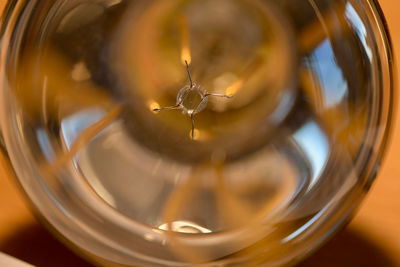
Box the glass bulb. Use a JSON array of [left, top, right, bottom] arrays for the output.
[[0, 0, 394, 266]]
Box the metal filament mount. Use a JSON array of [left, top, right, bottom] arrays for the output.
[[154, 61, 233, 140]]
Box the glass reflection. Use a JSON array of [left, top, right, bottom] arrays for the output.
[[293, 121, 329, 190], [345, 3, 373, 60], [311, 39, 348, 108]]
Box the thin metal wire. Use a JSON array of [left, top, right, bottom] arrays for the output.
[[153, 104, 181, 112], [205, 93, 233, 98], [185, 60, 193, 88], [191, 113, 195, 140]]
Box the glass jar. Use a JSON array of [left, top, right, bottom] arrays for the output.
[[0, 0, 394, 266]]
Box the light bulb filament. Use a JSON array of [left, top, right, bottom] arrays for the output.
[[154, 63, 233, 140]]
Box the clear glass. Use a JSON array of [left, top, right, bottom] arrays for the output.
[[0, 0, 394, 266]]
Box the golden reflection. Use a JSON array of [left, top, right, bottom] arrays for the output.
[[71, 61, 91, 82], [160, 160, 292, 264], [16, 50, 114, 120], [225, 79, 244, 96], [148, 100, 161, 113], [189, 128, 200, 141], [16, 48, 121, 174], [224, 56, 264, 96], [179, 15, 191, 65], [299, 2, 347, 53]]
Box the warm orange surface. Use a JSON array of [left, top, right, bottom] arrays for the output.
[[0, 1, 399, 266]]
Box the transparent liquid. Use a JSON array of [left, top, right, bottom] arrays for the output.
[[1, 0, 391, 265]]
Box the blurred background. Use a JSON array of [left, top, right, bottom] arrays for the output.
[[0, 0, 399, 266]]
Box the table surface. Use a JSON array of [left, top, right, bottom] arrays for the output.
[[0, 1, 399, 266]]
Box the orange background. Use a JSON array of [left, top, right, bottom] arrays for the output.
[[0, 1, 399, 266]]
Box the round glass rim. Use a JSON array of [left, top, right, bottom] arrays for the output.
[[0, 0, 396, 265]]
